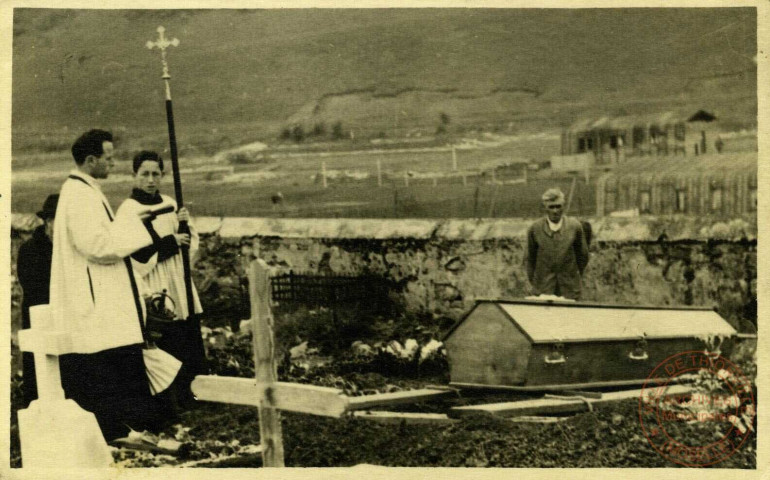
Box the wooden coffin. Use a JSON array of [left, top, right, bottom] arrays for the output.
[[443, 299, 737, 391]]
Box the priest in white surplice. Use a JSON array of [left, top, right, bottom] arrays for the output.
[[50, 129, 172, 441]]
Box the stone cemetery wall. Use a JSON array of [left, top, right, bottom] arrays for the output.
[[11, 214, 757, 334]]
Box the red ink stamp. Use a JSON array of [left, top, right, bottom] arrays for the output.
[[638, 351, 755, 467]]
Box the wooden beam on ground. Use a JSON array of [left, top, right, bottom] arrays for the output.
[[508, 416, 570, 424], [347, 389, 454, 411], [352, 411, 458, 425], [546, 390, 603, 400], [192, 375, 460, 417], [191, 376, 349, 417], [449, 384, 695, 419], [450, 378, 667, 392]]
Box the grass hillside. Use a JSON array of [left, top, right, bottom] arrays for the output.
[[12, 8, 757, 147]]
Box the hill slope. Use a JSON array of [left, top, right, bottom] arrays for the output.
[[12, 8, 757, 138]]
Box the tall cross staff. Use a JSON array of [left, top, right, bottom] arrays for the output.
[[146, 27, 196, 323]]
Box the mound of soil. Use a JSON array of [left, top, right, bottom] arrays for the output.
[[164, 395, 755, 468]]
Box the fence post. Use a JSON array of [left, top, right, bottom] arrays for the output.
[[289, 270, 295, 304], [488, 183, 500, 217], [321, 161, 328, 189], [393, 186, 399, 216], [248, 260, 285, 467]]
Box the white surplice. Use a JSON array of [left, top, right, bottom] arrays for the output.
[[117, 194, 203, 320], [49, 170, 153, 353]]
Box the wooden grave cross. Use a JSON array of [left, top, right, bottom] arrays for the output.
[[191, 259, 347, 467], [191, 259, 453, 467]]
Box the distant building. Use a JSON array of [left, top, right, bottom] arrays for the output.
[[595, 153, 756, 217], [561, 110, 719, 164]]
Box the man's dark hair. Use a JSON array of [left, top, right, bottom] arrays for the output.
[[132, 150, 164, 173], [71, 129, 113, 166]]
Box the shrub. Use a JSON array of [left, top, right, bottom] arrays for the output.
[[292, 125, 305, 142], [331, 121, 345, 140], [312, 122, 326, 137], [225, 152, 253, 164]]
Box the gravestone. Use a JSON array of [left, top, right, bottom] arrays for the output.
[[17, 305, 113, 468]]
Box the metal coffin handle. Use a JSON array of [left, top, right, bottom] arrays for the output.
[[544, 343, 566, 365], [628, 337, 649, 361]]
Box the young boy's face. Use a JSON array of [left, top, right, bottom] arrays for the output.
[[135, 160, 163, 195]]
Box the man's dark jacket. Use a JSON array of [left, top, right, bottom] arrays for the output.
[[526, 216, 589, 300], [16, 225, 53, 406]]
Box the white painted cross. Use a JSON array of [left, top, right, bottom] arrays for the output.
[[17, 305, 113, 468]]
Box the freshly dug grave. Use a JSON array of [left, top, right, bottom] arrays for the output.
[[10, 348, 757, 469], [10, 307, 757, 469], [115, 339, 757, 469], [134, 390, 755, 468], [128, 329, 759, 468]]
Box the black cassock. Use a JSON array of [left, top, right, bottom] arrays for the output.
[[16, 225, 51, 407]]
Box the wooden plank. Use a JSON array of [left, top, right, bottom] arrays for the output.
[[547, 390, 603, 400], [509, 416, 570, 424], [249, 259, 285, 467], [451, 378, 655, 392], [191, 376, 349, 417], [451, 372, 699, 392], [347, 389, 454, 410], [449, 384, 695, 418], [352, 411, 458, 425]]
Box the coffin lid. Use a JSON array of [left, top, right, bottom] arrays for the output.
[[457, 299, 737, 343]]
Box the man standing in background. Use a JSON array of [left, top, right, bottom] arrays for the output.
[[16, 194, 59, 407], [526, 188, 590, 300]]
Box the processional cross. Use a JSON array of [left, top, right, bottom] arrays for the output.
[[146, 26, 179, 93], [144, 26, 201, 331], [143, 27, 449, 468]]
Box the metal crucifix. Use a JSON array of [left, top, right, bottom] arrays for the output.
[[146, 27, 202, 353], [146, 26, 179, 93]]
